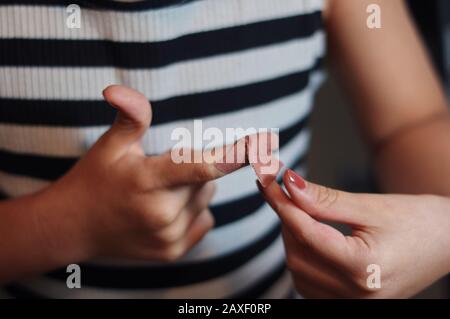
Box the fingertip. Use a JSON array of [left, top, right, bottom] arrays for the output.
[[282, 169, 308, 200], [102, 85, 152, 128], [103, 85, 150, 108], [102, 84, 121, 98]]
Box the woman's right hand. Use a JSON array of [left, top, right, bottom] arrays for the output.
[[40, 85, 242, 263]]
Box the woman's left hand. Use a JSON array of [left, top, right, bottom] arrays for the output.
[[258, 169, 450, 298]]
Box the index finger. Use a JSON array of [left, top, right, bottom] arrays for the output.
[[149, 132, 279, 188], [258, 180, 352, 265]]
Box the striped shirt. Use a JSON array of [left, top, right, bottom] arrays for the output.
[[0, 0, 326, 298]]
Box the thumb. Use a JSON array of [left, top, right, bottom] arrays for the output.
[[259, 180, 351, 264], [101, 85, 152, 153], [282, 169, 371, 226]]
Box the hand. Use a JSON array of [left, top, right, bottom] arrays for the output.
[[258, 169, 450, 298], [42, 85, 246, 262]]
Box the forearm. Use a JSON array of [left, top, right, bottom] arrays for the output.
[[374, 112, 450, 196], [325, 0, 450, 197], [0, 183, 92, 284]]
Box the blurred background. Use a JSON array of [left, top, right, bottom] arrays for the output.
[[307, 0, 450, 298]]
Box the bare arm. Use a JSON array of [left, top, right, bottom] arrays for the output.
[[325, 0, 450, 195], [0, 186, 92, 283]]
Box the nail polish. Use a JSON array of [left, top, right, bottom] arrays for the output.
[[286, 169, 306, 190]]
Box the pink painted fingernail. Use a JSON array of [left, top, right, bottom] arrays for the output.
[[286, 169, 306, 190]]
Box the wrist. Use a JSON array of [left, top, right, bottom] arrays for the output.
[[32, 181, 97, 267]]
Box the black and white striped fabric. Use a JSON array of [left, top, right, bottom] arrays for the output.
[[0, 0, 326, 298]]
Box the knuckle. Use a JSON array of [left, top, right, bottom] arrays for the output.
[[315, 185, 339, 210], [203, 211, 215, 229], [151, 208, 178, 229], [161, 245, 185, 262], [197, 209, 215, 230], [125, 159, 151, 192], [157, 226, 184, 245], [130, 171, 149, 192], [195, 165, 214, 182]]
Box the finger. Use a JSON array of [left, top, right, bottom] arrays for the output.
[[165, 209, 215, 261], [148, 150, 241, 188], [259, 180, 351, 264], [283, 169, 371, 226], [153, 183, 216, 244], [245, 132, 282, 187], [148, 132, 279, 188], [181, 209, 215, 249], [141, 184, 200, 231], [147, 209, 214, 262], [183, 181, 216, 214], [283, 228, 360, 296], [99, 85, 152, 156], [162, 184, 201, 216]]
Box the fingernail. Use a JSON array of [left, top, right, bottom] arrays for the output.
[[286, 169, 306, 190]]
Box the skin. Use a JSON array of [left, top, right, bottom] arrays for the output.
[[0, 85, 249, 284], [0, 0, 449, 298], [260, 172, 450, 298], [258, 0, 450, 298]]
